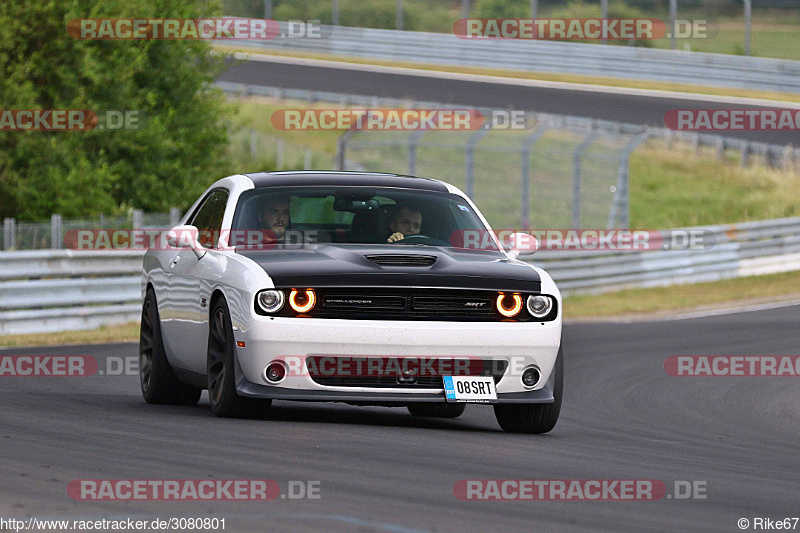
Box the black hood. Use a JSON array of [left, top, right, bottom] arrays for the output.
[[236, 245, 541, 292]]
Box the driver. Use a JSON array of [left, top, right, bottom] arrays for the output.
[[387, 204, 422, 243], [259, 197, 291, 241]]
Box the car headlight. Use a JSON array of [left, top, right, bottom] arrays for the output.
[[289, 289, 316, 313], [257, 290, 285, 314], [496, 293, 523, 318], [527, 295, 553, 318]]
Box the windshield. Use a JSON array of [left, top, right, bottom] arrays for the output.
[[230, 186, 496, 250]]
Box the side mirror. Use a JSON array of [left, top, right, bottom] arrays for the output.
[[166, 225, 207, 260], [506, 232, 538, 259]]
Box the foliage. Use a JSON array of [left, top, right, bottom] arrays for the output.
[[0, 0, 233, 220]]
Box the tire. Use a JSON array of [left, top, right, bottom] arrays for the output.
[[407, 403, 466, 418], [207, 297, 271, 418], [139, 288, 202, 406], [493, 346, 563, 434]]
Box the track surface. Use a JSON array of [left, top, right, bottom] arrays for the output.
[[1, 306, 798, 532], [219, 57, 800, 145]]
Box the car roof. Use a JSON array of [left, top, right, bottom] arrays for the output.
[[244, 171, 450, 192]]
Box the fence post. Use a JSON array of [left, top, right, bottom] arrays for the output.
[[304, 146, 312, 170], [743, 0, 751, 56], [3, 217, 15, 251], [396, 0, 403, 31], [601, 0, 608, 45], [332, 0, 339, 26], [169, 208, 181, 227], [741, 142, 749, 167], [465, 128, 490, 199], [572, 129, 599, 229], [132, 210, 144, 230], [669, 0, 677, 50], [609, 132, 649, 229], [51, 214, 63, 250], [250, 129, 258, 160], [336, 129, 356, 171], [520, 125, 551, 228], [276, 137, 284, 169], [407, 130, 427, 175]]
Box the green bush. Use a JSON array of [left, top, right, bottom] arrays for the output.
[[0, 0, 233, 220]]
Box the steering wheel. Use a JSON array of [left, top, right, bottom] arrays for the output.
[[392, 234, 450, 246]]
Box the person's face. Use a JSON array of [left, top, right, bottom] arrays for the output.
[[262, 200, 290, 239], [390, 207, 422, 236]]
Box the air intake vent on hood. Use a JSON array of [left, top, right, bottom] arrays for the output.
[[365, 254, 438, 267]]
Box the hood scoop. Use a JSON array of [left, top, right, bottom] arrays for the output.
[[365, 254, 438, 267]]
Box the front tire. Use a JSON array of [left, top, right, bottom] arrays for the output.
[[207, 298, 271, 418], [407, 403, 466, 418], [493, 346, 563, 434], [139, 288, 201, 406]]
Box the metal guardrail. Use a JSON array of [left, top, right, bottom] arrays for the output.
[[2, 217, 800, 334], [231, 23, 800, 94], [0, 250, 144, 335]]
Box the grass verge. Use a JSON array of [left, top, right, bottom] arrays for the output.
[[563, 269, 800, 320], [2, 270, 800, 346]]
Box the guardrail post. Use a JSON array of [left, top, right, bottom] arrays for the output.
[[465, 128, 490, 200], [169, 208, 181, 227], [520, 125, 551, 227], [572, 129, 599, 229], [4, 217, 16, 251], [132, 210, 144, 230], [51, 214, 63, 250]]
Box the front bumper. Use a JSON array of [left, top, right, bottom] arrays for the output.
[[233, 316, 561, 403]]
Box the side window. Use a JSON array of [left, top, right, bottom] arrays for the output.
[[189, 190, 229, 249]]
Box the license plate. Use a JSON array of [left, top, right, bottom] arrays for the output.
[[443, 376, 497, 403]]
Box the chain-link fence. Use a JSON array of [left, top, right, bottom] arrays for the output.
[[336, 118, 648, 230]]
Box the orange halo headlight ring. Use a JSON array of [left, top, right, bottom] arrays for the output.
[[289, 289, 316, 313], [496, 292, 523, 318]]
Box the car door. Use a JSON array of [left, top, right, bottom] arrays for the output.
[[161, 189, 229, 373]]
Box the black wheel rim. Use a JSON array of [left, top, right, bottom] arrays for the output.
[[139, 299, 155, 392], [208, 308, 228, 407]]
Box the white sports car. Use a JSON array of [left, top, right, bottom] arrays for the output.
[[139, 171, 563, 433]]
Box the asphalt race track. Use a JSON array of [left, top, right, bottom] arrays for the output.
[[1, 305, 798, 532], [218, 57, 800, 145]]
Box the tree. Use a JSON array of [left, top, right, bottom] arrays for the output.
[[0, 0, 232, 220]]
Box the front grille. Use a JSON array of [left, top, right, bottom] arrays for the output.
[[365, 254, 438, 267], [307, 357, 508, 388], [309, 288, 503, 321]]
